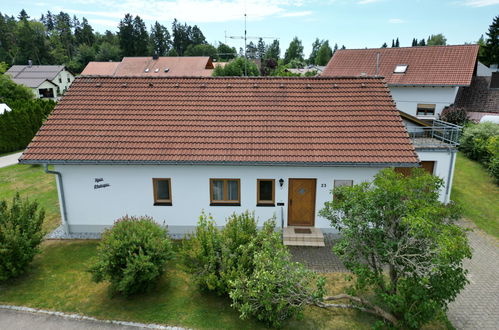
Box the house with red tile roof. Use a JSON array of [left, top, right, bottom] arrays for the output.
[[19, 76, 458, 243], [81, 56, 215, 77], [322, 45, 479, 119]]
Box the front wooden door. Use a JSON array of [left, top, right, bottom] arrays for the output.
[[288, 179, 316, 226]]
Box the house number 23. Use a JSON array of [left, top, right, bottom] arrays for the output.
[[321, 184, 327, 188]]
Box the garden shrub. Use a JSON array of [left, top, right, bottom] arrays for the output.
[[89, 216, 173, 296], [439, 106, 468, 126], [460, 122, 499, 181], [229, 221, 323, 328], [0, 193, 45, 281]]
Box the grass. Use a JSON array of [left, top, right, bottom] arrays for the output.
[[0, 164, 60, 232], [0, 240, 378, 330], [452, 153, 499, 239]]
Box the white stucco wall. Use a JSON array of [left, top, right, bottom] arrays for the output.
[[389, 86, 459, 119], [33, 80, 58, 100], [54, 164, 385, 234], [51, 69, 75, 97], [416, 149, 457, 204]]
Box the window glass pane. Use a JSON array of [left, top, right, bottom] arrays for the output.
[[157, 180, 170, 200], [212, 180, 224, 200], [259, 180, 273, 201], [227, 180, 239, 200], [334, 180, 353, 188]]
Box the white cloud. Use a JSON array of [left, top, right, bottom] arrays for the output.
[[87, 18, 120, 28], [60, 0, 311, 24], [388, 18, 404, 24], [462, 0, 499, 6], [280, 10, 313, 17]]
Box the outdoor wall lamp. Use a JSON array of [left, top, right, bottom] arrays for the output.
[[279, 178, 284, 187]]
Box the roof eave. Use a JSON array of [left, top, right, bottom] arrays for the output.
[[19, 159, 419, 168]]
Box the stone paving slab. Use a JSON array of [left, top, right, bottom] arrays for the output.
[[447, 220, 499, 330]]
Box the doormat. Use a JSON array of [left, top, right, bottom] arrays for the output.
[[294, 228, 312, 234]]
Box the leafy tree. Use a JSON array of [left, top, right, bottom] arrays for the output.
[[308, 38, 322, 64], [246, 41, 257, 59], [0, 194, 45, 282], [217, 42, 237, 61], [184, 43, 217, 57], [318, 168, 471, 328], [481, 15, 499, 66], [89, 216, 173, 296], [150, 21, 171, 56], [190, 25, 206, 45], [283, 36, 304, 64], [0, 73, 33, 100], [68, 44, 95, 72], [381, 42, 388, 48], [95, 42, 121, 62], [418, 38, 426, 46], [315, 40, 333, 65], [212, 57, 259, 76], [265, 39, 280, 60], [427, 33, 447, 46]]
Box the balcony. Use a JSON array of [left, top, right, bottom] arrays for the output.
[[407, 120, 461, 149]]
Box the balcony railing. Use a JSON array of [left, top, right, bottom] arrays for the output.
[[407, 120, 461, 148]]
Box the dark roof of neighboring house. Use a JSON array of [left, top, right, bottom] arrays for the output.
[[454, 76, 499, 113], [20, 76, 418, 166], [322, 45, 479, 86], [81, 57, 214, 77], [6, 65, 68, 87]]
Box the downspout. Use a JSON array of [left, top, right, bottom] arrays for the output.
[[445, 150, 456, 203], [44, 164, 69, 234], [280, 206, 284, 241]]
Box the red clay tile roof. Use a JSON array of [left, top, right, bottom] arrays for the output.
[[81, 57, 214, 77], [322, 45, 479, 86], [20, 76, 418, 166]]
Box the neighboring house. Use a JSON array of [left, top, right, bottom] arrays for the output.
[[322, 45, 479, 119], [454, 61, 499, 116], [0, 103, 12, 115], [285, 65, 325, 76], [6, 62, 75, 100], [21, 76, 425, 240], [81, 56, 215, 76]]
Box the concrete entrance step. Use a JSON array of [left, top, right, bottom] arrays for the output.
[[283, 226, 325, 247]]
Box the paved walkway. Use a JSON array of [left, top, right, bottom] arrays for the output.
[[0, 152, 23, 168], [289, 234, 347, 273], [0, 306, 184, 330], [447, 220, 499, 330]]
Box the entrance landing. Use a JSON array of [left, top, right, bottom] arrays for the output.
[[283, 226, 325, 247]]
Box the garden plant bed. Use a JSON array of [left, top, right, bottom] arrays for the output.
[[0, 240, 452, 329]]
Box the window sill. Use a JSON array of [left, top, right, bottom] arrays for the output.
[[256, 203, 275, 207], [210, 203, 241, 206], [154, 202, 172, 206]]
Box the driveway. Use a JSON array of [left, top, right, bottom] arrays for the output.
[[0, 152, 23, 168], [447, 220, 499, 329]]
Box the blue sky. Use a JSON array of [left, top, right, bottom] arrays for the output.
[[3, 0, 498, 56]]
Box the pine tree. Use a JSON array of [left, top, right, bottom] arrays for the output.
[[418, 38, 426, 46], [395, 38, 400, 47], [283, 36, 304, 64], [481, 15, 499, 66], [118, 14, 135, 56], [132, 15, 148, 56], [190, 25, 205, 45], [391, 39, 395, 47], [315, 40, 333, 65], [18, 9, 29, 21], [308, 38, 322, 64], [150, 21, 170, 56], [381, 42, 388, 48], [256, 38, 266, 59], [412, 38, 417, 46]]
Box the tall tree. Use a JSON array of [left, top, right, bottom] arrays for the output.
[[308, 38, 322, 64], [75, 17, 94, 46], [132, 15, 148, 56], [190, 25, 206, 45], [391, 39, 395, 47], [18, 9, 29, 21], [54, 11, 75, 59], [118, 14, 135, 56], [381, 42, 388, 48], [315, 40, 332, 65], [265, 39, 280, 60], [411, 38, 417, 46], [217, 42, 237, 61], [481, 15, 499, 66], [150, 21, 171, 56], [427, 34, 447, 46], [283, 36, 304, 64], [246, 41, 257, 59], [256, 38, 266, 59], [395, 38, 400, 47], [418, 38, 426, 46], [172, 19, 191, 55]]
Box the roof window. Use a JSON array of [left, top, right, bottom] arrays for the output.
[[144, 68, 150, 73], [394, 65, 408, 73]]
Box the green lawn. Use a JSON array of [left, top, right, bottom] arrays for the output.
[[0, 164, 60, 232], [452, 153, 499, 239], [0, 240, 380, 330]]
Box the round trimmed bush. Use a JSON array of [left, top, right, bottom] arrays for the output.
[[89, 216, 173, 296]]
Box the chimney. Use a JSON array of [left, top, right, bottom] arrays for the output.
[[28, 59, 32, 68], [152, 53, 159, 60]]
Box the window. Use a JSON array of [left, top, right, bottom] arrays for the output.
[[257, 179, 275, 206], [394, 64, 408, 73], [58, 77, 62, 83], [416, 104, 436, 116], [152, 178, 172, 205], [67, 77, 71, 83], [38, 88, 54, 98], [334, 180, 353, 188], [210, 179, 240, 205]]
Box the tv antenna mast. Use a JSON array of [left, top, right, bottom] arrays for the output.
[[224, 14, 278, 76]]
